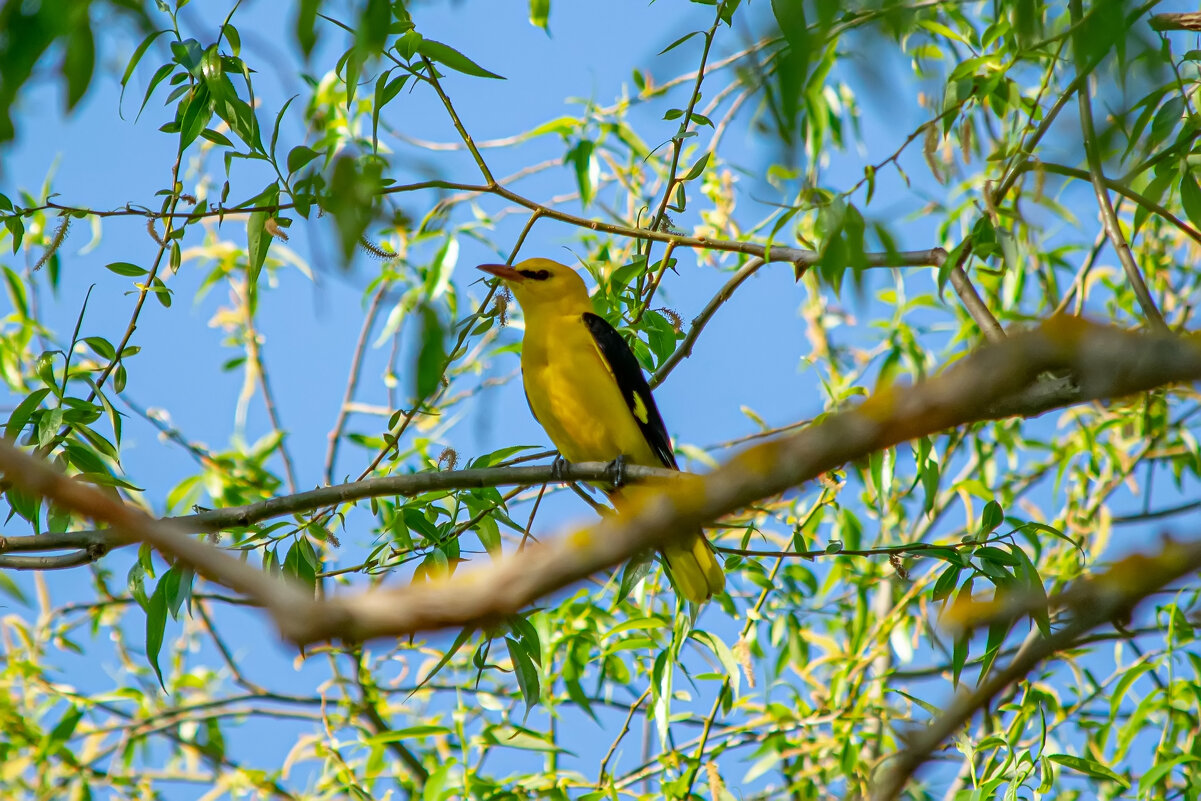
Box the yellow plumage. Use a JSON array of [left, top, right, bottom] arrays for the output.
[[478, 258, 725, 604]]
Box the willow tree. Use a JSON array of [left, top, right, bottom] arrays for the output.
[[1, 1, 1199, 799]]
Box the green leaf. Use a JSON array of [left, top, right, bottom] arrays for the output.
[[651, 649, 673, 748], [3, 266, 27, 319], [63, 19, 96, 110], [169, 38, 204, 76], [371, 71, 408, 151], [474, 515, 500, 557], [167, 565, 194, 619], [566, 139, 597, 207], [199, 128, 234, 148], [979, 499, 1004, 536], [507, 614, 542, 666], [975, 545, 1018, 565], [287, 145, 320, 175], [409, 627, 474, 698], [296, 0, 320, 58], [246, 183, 280, 289], [1008, 545, 1047, 638], [325, 156, 381, 263], [178, 84, 213, 150], [120, 30, 170, 106], [415, 304, 447, 400], [35, 351, 59, 393], [284, 538, 318, 593], [505, 636, 540, 720], [137, 62, 176, 122], [223, 23, 241, 56], [106, 261, 147, 277], [931, 562, 961, 602], [1048, 754, 1129, 788], [1139, 755, 1199, 794], [529, 0, 550, 31], [354, 0, 391, 61], [682, 151, 711, 181], [43, 704, 84, 756], [890, 689, 942, 717], [691, 630, 740, 695], [364, 725, 453, 745], [6, 215, 25, 253], [659, 30, 701, 56], [1181, 174, 1201, 231], [424, 237, 458, 300], [468, 445, 541, 468], [1020, 521, 1081, 552], [950, 578, 974, 688], [978, 609, 1012, 683], [0, 570, 30, 606], [269, 95, 295, 159], [146, 576, 169, 690], [417, 39, 505, 80], [938, 239, 967, 297], [617, 549, 655, 602], [397, 30, 422, 60]]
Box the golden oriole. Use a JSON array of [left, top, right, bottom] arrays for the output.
[[478, 258, 725, 603]]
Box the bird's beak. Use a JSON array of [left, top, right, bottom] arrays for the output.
[[477, 263, 524, 282]]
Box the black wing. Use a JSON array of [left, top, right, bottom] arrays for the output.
[[582, 312, 678, 470]]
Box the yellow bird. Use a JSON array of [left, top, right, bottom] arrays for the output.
[[478, 258, 725, 604]]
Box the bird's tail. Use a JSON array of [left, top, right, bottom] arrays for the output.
[[610, 486, 725, 604], [661, 532, 726, 604]]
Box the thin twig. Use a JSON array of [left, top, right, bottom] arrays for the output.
[[1071, 0, 1168, 332], [651, 257, 766, 388], [944, 244, 1005, 343], [598, 686, 651, 782], [418, 56, 495, 186], [355, 650, 429, 789], [1021, 161, 1201, 248], [645, 1, 726, 243], [325, 285, 390, 484], [242, 281, 299, 494]]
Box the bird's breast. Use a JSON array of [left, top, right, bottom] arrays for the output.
[[521, 315, 658, 466]]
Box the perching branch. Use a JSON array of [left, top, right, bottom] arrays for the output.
[[0, 435, 316, 620], [0, 461, 680, 569]]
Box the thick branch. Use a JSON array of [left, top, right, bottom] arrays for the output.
[[276, 320, 1201, 645], [0, 437, 316, 621], [4, 323, 1198, 666]]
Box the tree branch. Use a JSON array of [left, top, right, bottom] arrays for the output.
[[0, 462, 681, 565], [273, 319, 1201, 645], [1071, 0, 1169, 332]]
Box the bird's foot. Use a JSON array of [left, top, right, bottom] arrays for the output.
[[550, 455, 570, 482], [607, 454, 629, 488]]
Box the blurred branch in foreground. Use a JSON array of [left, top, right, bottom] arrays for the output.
[[4, 318, 1194, 637]]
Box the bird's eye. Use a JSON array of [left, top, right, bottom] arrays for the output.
[[519, 269, 551, 280]]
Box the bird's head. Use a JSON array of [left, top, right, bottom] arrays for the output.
[[477, 258, 591, 313]]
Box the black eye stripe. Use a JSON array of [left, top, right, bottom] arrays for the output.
[[518, 269, 551, 280]]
